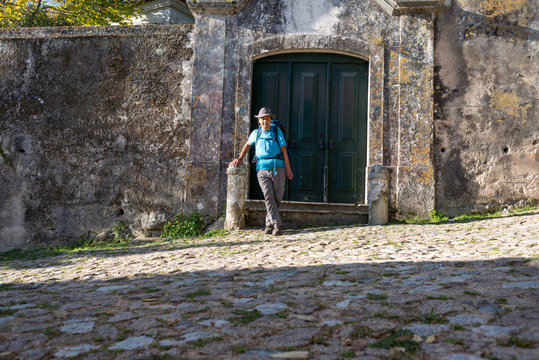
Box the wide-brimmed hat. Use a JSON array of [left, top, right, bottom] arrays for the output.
[[254, 107, 276, 119]]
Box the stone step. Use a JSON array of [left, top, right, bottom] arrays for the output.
[[244, 200, 369, 227]]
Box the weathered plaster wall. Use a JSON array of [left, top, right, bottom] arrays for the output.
[[228, 0, 436, 216], [434, 0, 539, 215], [0, 25, 193, 249]]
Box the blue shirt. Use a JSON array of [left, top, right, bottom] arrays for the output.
[[248, 126, 287, 171]]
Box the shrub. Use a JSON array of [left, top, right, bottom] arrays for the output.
[[161, 213, 205, 240]]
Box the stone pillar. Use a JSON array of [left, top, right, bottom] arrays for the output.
[[184, 0, 249, 217], [224, 163, 248, 230], [368, 165, 390, 225]]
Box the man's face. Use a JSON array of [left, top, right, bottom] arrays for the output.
[[259, 115, 272, 130]]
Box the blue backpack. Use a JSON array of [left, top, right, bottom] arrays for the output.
[[252, 120, 287, 164]]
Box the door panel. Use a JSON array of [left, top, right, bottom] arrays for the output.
[[249, 55, 368, 204], [249, 63, 289, 200], [288, 63, 326, 202], [328, 63, 369, 204]]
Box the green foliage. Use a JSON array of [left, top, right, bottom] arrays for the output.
[[426, 295, 453, 301], [429, 210, 449, 222], [0, 222, 132, 261], [394, 205, 537, 225], [184, 288, 210, 299], [0, 147, 12, 166], [498, 336, 533, 348], [162, 213, 205, 240], [367, 293, 387, 301], [368, 329, 420, 352], [341, 351, 355, 358], [200, 229, 228, 238], [1, 0, 141, 28], [0, 308, 16, 316], [229, 309, 263, 324], [422, 308, 448, 324], [232, 345, 247, 353], [43, 327, 62, 336]]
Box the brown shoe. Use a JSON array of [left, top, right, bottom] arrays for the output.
[[264, 226, 273, 234], [272, 227, 282, 236]]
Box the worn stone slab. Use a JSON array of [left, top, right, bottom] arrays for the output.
[[447, 314, 490, 326], [404, 324, 451, 337], [55, 344, 100, 358], [471, 326, 518, 338], [255, 303, 288, 315], [60, 321, 95, 334], [264, 328, 320, 348], [109, 336, 154, 350]]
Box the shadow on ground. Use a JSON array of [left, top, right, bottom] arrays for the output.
[[1, 255, 538, 359]]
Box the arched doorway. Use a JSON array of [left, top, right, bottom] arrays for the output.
[[249, 53, 369, 204]]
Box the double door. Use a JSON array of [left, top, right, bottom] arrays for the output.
[[249, 53, 368, 204]]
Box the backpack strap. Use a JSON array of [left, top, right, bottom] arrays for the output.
[[252, 127, 262, 163]]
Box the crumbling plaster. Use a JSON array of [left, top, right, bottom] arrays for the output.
[[434, 0, 538, 215], [185, 0, 439, 218], [0, 26, 194, 249]]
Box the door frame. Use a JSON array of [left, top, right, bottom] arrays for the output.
[[234, 35, 385, 205], [249, 54, 369, 203]]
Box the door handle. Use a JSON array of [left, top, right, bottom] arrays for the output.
[[290, 133, 296, 150], [319, 133, 325, 150], [329, 134, 334, 150]]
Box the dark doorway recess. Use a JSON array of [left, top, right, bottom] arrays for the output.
[[249, 53, 368, 204]]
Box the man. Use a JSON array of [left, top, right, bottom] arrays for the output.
[[231, 107, 294, 235]]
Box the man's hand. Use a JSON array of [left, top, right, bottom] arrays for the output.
[[231, 158, 243, 167], [286, 168, 294, 180]]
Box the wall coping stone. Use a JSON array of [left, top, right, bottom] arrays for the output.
[[0, 24, 193, 39], [186, 0, 249, 15], [373, 0, 451, 15]]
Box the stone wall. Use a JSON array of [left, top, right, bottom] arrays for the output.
[[186, 0, 439, 219], [0, 25, 193, 250], [434, 0, 539, 215]]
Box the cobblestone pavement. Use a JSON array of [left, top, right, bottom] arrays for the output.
[[1, 211, 538, 360]]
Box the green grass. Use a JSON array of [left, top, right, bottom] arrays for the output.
[[276, 312, 289, 319], [393, 205, 537, 225], [162, 212, 205, 240], [143, 288, 161, 294], [229, 310, 263, 324], [201, 229, 228, 238], [0, 223, 133, 261], [43, 328, 62, 336], [232, 344, 247, 353], [367, 293, 387, 301], [0, 147, 12, 166], [498, 336, 533, 348], [0, 283, 16, 291], [422, 309, 448, 324], [184, 288, 211, 298], [426, 295, 454, 301], [39, 302, 59, 310], [341, 350, 355, 358], [0, 308, 16, 316], [368, 329, 420, 352], [443, 337, 464, 345]]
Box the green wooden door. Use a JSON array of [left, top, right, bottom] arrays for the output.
[[328, 64, 369, 203], [249, 54, 368, 204]]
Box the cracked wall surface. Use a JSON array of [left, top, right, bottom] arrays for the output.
[[434, 0, 539, 215], [0, 25, 193, 249], [1, 0, 537, 249]]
